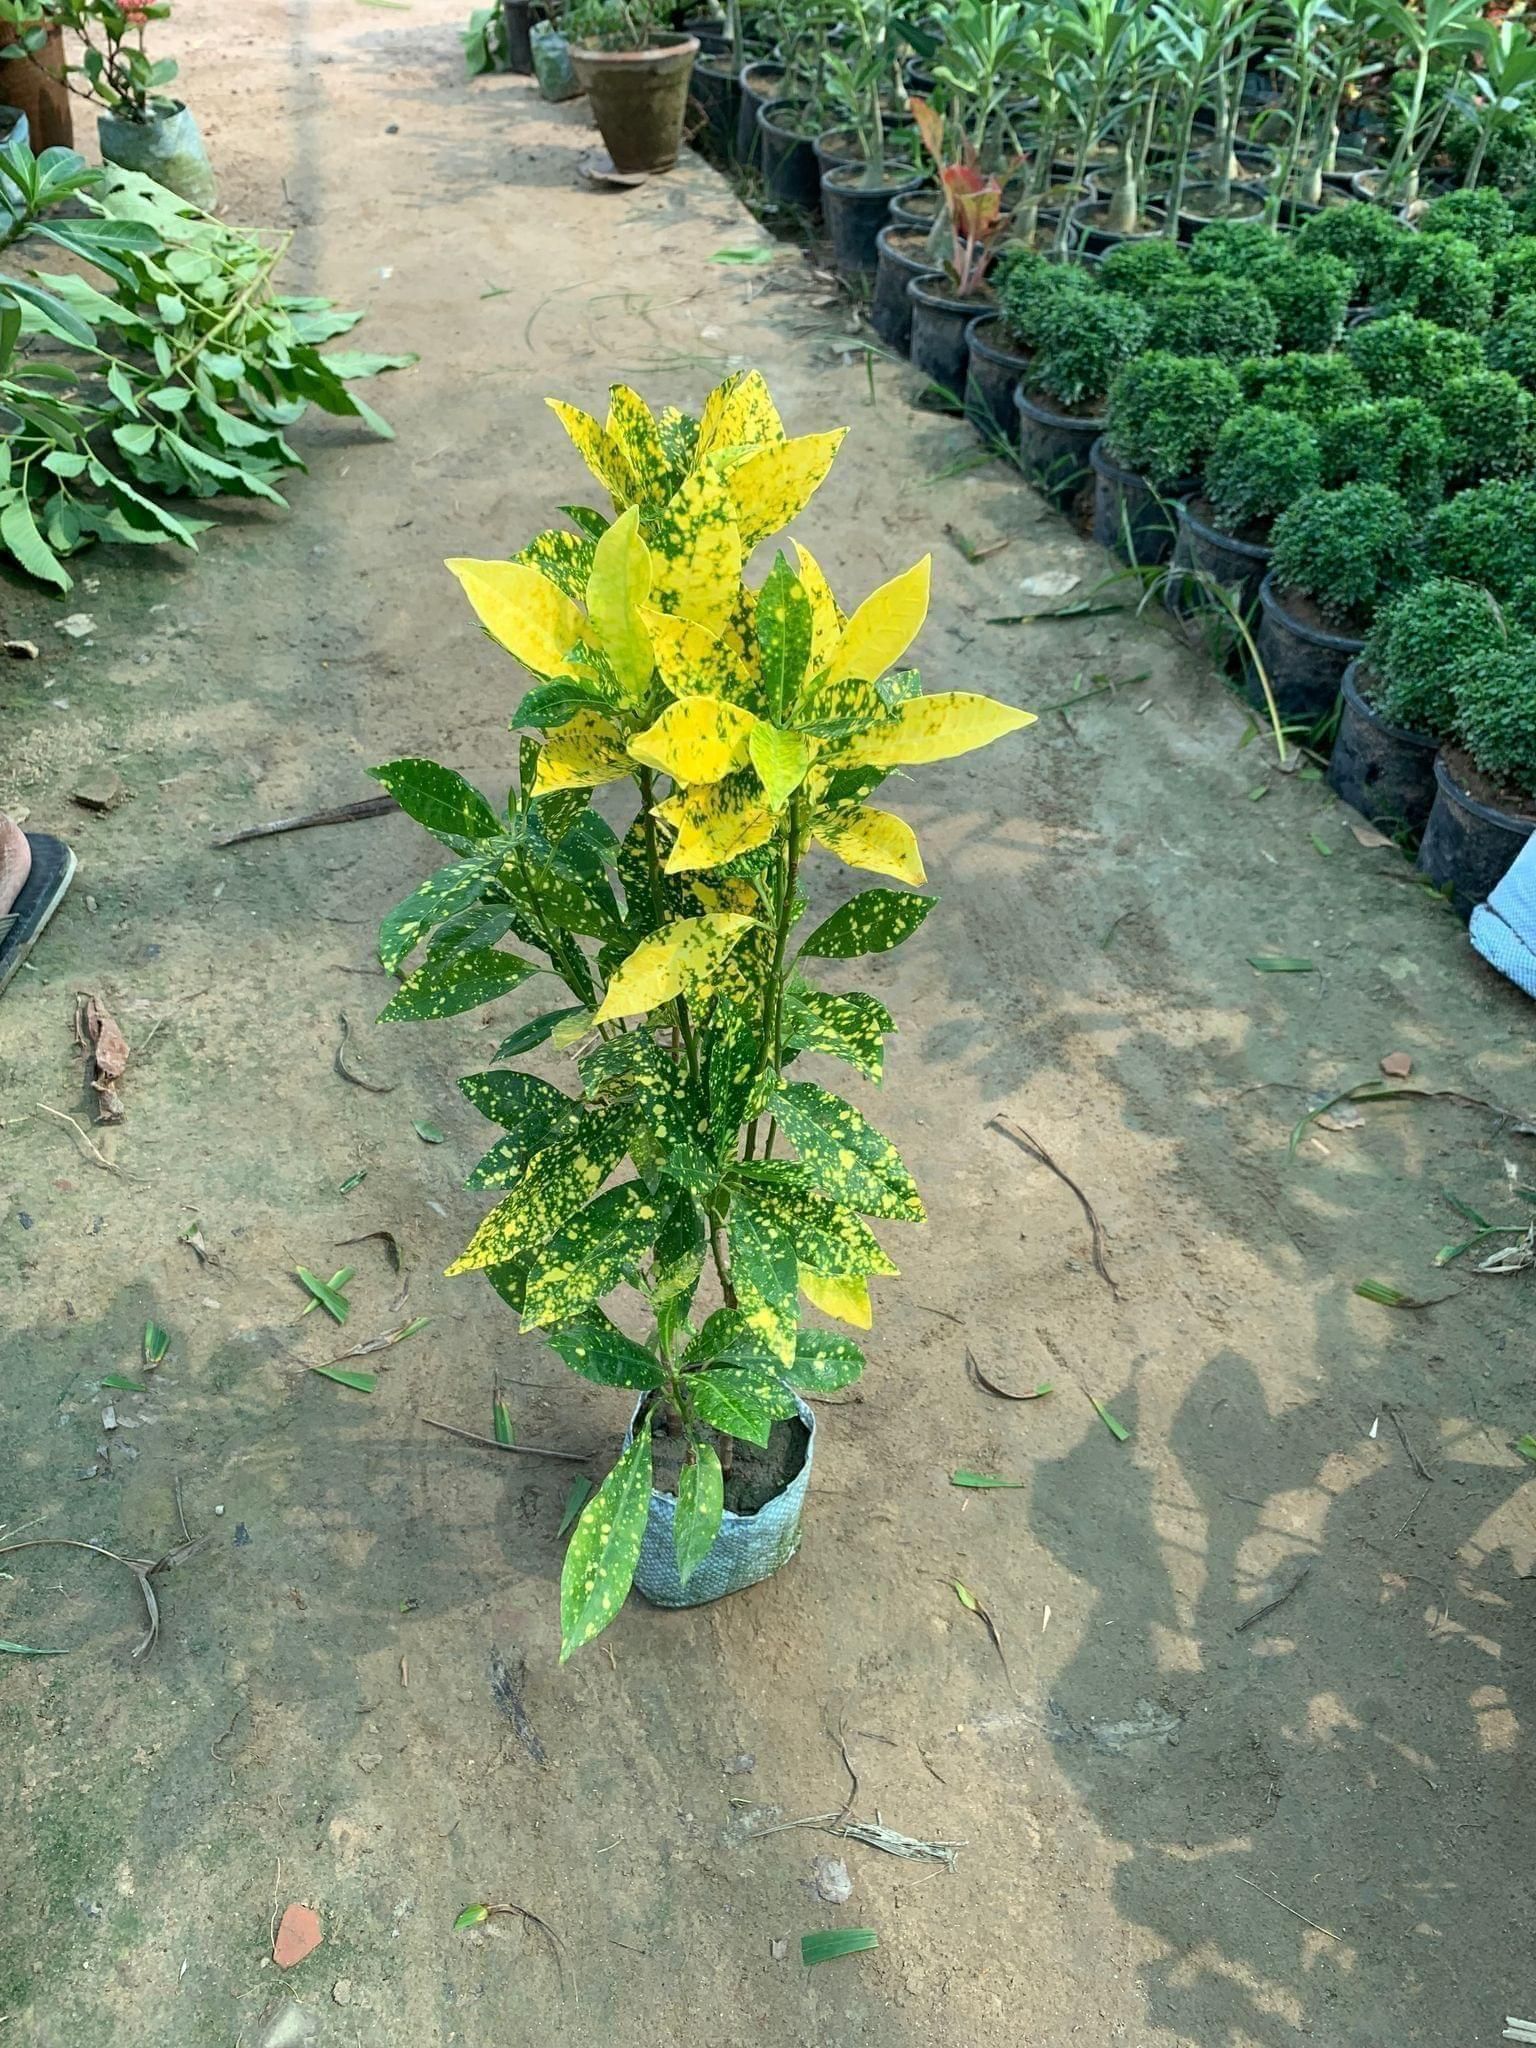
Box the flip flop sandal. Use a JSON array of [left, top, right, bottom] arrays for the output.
[[0, 833, 77, 996]]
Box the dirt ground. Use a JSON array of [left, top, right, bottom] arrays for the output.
[[3, 5, 1534, 2044]]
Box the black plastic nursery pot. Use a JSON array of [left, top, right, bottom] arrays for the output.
[[1069, 199, 1167, 258], [889, 183, 941, 229], [571, 33, 699, 175], [1016, 385, 1103, 517], [1326, 661, 1440, 839], [823, 160, 925, 280], [502, 0, 535, 73], [1090, 438, 1181, 566], [872, 224, 933, 352], [907, 272, 988, 411], [735, 59, 783, 169], [682, 15, 729, 54], [690, 55, 740, 159], [1170, 497, 1271, 616], [1176, 183, 1268, 242], [964, 312, 1030, 444], [1249, 573, 1362, 725], [757, 101, 820, 212], [1416, 751, 1536, 920]]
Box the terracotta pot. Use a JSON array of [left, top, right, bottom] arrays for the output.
[[570, 33, 699, 175], [0, 20, 71, 152]]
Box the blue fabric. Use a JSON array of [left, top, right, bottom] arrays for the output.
[[1470, 831, 1536, 1000], [629, 1395, 816, 1610]]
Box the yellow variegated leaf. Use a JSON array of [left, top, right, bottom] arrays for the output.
[[697, 369, 785, 458], [834, 691, 1036, 768], [792, 541, 846, 670], [592, 912, 757, 1024], [748, 723, 813, 809], [800, 1267, 872, 1329], [727, 430, 847, 547], [689, 875, 759, 915], [820, 554, 931, 687], [585, 507, 654, 704], [815, 804, 926, 885], [656, 774, 777, 872], [647, 469, 743, 637], [532, 712, 632, 794], [604, 385, 676, 502], [546, 398, 635, 507], [643, 607, 755, 705], [629, 694, 758, 784], [446, 557, 585, 677]]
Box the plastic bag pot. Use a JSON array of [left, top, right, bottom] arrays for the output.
[[758, 100, 820, 213], [0, 106, 29, 151], [823, 160, 925, 281], [690, 54, 740, 159], [1016, 385, 1102, 517], [871, 223, 932, 352], [502, 0, 535, 73], [98, 102, 215, 210], [0, 20, 69, 151], [531, 23, 581, 100], [1326, 661, 1439, 838], [628, 1396, 816, 1609], [1170, 498, 1271, 616], [570, 33, 698, 175], [1416, 753, 1535, 920], [1249, 573, 1362, 724], [907, 272, 984, 410], [1091, 439, 1181, 565], [735, 59, 782, 170], [965, 313, 1030, 444]]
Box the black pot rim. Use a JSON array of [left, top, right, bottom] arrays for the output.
[[1069, 197, 1169, 235], [907, 269, 987, 313], [964, 310, 1033, 373], [825, 160, 925, 198], [1341, 660, 1439, 755], [1178, 497, 1273, 566], [1092, 437, 1192, 495], [756, 97, 812, 139], [740, 58, 785, 91], [876, 222, 936, 270], [1258, 571, 1367, 654], [1432, 749, 1536, 837], [1016, 381, 1105, 433]]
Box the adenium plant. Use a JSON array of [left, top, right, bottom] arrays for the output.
[[375, 373, 1033, 1661]]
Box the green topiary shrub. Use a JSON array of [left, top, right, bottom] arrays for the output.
[[1418, 187, 1515, 256], [1484, 292, 1536, 386], [1269, 483, 1420, 625], [1027, 291, 1152, 412], [1144, 272, 1280, 362], [1454, 645, 1536, 798], [1429, 369, 1536, 484], [1202, 405, 1322, 535], [1239, 351, 1369, 421], [1294, 202, 1408, 299], [1187, 218, 1288, 283], [1105, 351, 1243, 492], [1259, 253, 1354, 353], [995, 253, 1097, 352], [1378, 233, 1494, 330], [1345, 313, 1484, 399], [1492, 236, 1536, 312], [1363, 577, 1508, 735], [1315, 398, 1450, 513], [1422, 476, 1536, 594], [1098, 236, 1188, 299]]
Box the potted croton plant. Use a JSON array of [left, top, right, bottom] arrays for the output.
[[901, 96, 1013, 414], [41, 0, 214, 208], [565, 0, 698, 176], [373, 371, 1033, 1660]]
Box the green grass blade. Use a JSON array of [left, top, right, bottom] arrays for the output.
[[950, 1470, 1025, 1489], [297, 1266, 352, 1323], [311, 1365, 377, 1392], [1091, 1397, 1130, 1441], [1248, 956, 1315, 973], [801, 1928, 878, 1967], [1, 1639, 67, 1656], [143, 1319, 170, 1365]]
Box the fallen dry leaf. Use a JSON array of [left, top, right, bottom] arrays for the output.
[[1349, 822, 1394, 849], [78, 994, 130, 1122], [1379, 1051, 1413, 1078]]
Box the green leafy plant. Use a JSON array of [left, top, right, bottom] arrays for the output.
[[1315, 397, 1449, 513], [1, 0, 179, 121], [994, 249, 1094, 351], [1202, 404, 1321, 536], [1423, 475, 1536, 596], [1187, 218, 1287, 284], [1484, 291, 1536, 387], [1144, 271, 1279, 362], [1429, 369, 1535, 484], [1025, 288, 1149, 413], [1493, 235, 1536, 312], [372, 371, 1034, 1660], [1453, 642, 1536, 798], [1097, 234, 1187, 299], [1269, 482, 1420, 626], [1377, 231, 1494, 330], [1364, 575, 1508, 736], [1257, 251, 1352, 353], [1105, 350, 1240, 491], [563, 0, 667, 49], [462, 3, 512, 75], [1344, 312, 1483, 399], [1238, 349, 1367, 421], [1369, 0, 1487, 205], [1293, 200, 1407, 299], [1419, 185, 1514, 255]]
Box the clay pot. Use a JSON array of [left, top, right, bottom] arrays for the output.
[[570, 33, 699, 175]]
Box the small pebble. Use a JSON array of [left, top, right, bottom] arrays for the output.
[[214, 1504, 225, 1517], [332, 1978, 352, 2006]]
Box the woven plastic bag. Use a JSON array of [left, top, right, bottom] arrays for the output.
[[629, 1395, 816, 1609]]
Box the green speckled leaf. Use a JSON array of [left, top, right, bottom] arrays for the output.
[[772, 1082, 924, 1223], [515, 526, 597, 602], [426, 905, 515, 960], [379, 946, 540, 1023], [651, 1187, 706, 1304], [644, 467, 742, 637], [800, 889, 937, 960], [493, 1005, 588, 1060], [674, 1440, 723, 1588], [484, 1259, 530, 1313], [687, 1366, 788, 1446], [726, 1198, 798, 1364], [607, 383, 678, 502], [784, 986, 894, 1082], [755, 552, 814, 725], [788, 1328, 865, 1392], [731, 1166, 899, 1277], [512, 677, 615, 728], [548, 1310, 665, 1389], [522, 1181, 666, 1328], [559, 1420, 652, 1661], [461, 1071, 579, 1187], [370, 757, 503, 853], [706, 998, 766, 1160], [682, 1306, 776, 1369], [447, 1107, 634, 1275], [378, 857, 494, 973]]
